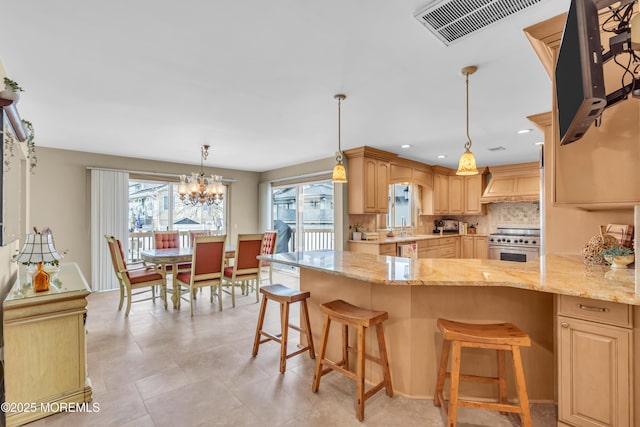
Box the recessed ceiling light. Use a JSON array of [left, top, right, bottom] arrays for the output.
[[437, 154, 447, 159], [517, 129, 533, 134], [400, 144, 412, 149], [534, 141, 544, 146]]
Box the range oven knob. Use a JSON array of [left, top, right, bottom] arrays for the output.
[[524, 240, 529, 244], [506, 239, 511, 243], [532, 240, 537, 244], [489, 238, 494, 242]]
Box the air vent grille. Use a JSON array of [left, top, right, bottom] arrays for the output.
[[414, 0, 543, 46]]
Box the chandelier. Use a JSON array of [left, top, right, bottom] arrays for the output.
[[178, 145, 224, 206]]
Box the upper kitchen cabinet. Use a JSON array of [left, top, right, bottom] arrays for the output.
[[345, 147, 390, 214], [432, 170, 449, 214], [525, 14, 640, 209], [448, 175, 464, 215], [464, 173, 486, 215]]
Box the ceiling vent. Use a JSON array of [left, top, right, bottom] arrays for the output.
[[414, 0, 544, 46]]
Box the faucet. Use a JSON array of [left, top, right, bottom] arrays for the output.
[[400, 216, 406, 236]]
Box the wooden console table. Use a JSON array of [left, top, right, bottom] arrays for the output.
[[3, 262, 92, 427]]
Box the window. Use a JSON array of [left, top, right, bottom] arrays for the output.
[[129, 179, 227, 233], [387, 183, 413, 228]]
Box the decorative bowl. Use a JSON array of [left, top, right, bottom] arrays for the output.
[[604, 254, 634, 269]]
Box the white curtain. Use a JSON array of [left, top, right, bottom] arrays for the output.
[[90, 169, 129, 291]]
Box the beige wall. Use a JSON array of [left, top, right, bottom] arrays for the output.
[[27, 147, 260, 282]]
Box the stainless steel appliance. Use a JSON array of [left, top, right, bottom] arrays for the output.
[[488, 227, 540, 262]]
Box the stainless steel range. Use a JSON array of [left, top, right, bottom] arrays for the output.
[[488, 227, 540, 263]]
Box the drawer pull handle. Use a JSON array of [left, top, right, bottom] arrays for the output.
[[577, 303, 609, 313], [561, 322, 569, 328]]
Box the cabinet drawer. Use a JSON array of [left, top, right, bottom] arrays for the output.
[[379, 243, 396, 256], [437, 245, 455, 258], [439, 237, 458, 246], [557, 295, 632, 328]]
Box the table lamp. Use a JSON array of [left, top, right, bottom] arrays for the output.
[[14, 233, 63, 292]]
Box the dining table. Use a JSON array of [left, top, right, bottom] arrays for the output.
[[140, 246, 235, 309]]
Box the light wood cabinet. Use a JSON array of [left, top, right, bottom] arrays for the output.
[[557, 295, 633, 427], [345, 147, 390, 214], [390, 163, 412, 183], [448, 175, 464, 215], [3, 263, 92, 427], [418, 237, 459, 259], [461, 236, 488, 259], [433, 173, 449, 214], [348, 241, 396, 256], [464, 174, 486, 215]]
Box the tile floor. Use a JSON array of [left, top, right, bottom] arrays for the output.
[[30, 270, 557, 426]]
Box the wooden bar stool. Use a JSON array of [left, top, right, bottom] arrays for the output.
[[312, 299, 393, 421], [433, 318, 532, 427], [252, 284, 315, 373]]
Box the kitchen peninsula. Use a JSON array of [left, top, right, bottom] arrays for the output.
[[260, 250, 640, 423]]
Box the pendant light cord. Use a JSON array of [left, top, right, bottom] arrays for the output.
[[337, 97, 342, 153], [465, 72, 472, 151]]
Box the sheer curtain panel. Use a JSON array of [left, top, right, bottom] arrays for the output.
[[91, 169, 129, 291]]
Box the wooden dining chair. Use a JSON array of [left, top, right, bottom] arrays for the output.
[[188, 230, 210, 247], [153, 230, 191, 273], [222, 233, 264, 308], [105, 235, 167, 316], [259, 230, 278, 285], [175, 235, 227, 316]]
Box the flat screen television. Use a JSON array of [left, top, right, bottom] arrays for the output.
[[555, 0, 607, 145]]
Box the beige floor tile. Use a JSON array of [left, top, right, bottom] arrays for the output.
[[27, 269, 556, 427]]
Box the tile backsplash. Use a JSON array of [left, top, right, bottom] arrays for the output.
[[488, 202, 540, 229]]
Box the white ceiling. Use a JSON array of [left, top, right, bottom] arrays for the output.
[[0, 0, 570, 172]]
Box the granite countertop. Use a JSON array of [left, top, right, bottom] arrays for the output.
[[259, 250, 640, 306], [348, 233, 488, 244]]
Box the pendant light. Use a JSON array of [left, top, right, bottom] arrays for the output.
[[332, 94, 347, 183], [456, 66, 479, 176]]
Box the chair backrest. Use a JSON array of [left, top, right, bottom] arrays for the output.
[[154, 231, 180, 249], [234, 233, 264, 274], [261, 231, 278, 256], [105, 235, 128, 282], [189, 230, 209, 247], [191, 235, 227, 282]]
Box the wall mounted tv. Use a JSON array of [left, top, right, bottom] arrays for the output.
[[555, 0, 607, 145], [556, 0, 639, 145]]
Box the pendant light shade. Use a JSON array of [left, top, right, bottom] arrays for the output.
[[456, 66, 479, 176], [332, 94, 347, 183]]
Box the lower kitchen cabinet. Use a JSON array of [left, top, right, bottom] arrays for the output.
[[418, 237, 459, 259], [348, 241, 396, 256], [461, 235, 488, 259], [557, 295, 633, 427]]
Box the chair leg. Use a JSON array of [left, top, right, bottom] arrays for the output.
[[511, 346, 532, 427], [375, 323, 393, 397], [255, 280, 260, 303], [434, 339, 451, 407], [210, 285, 214, 303], [231, 281, 236, 308], [300, 300, 315, 359], [152, 285, 156, 302], [342, 324, 349, 368], [162, 284, 168, 310], [448, 341, 462, 427], [190, 284, 194, 317], [497, 349, 508, 414], [118, 284, 125, 311], [312, 315, 331, 393], [217, 283, 223, 311], [253, 295, 268, 357], [269, 265, 273, 284], [125, 285, 133, 316], [280, 301, 290, 373], [355, 325, 366, 421]]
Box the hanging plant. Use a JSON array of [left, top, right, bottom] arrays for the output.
[[1, 77, 24, 102], [3, 124, 15, 171], [21, 119, 37, 172]]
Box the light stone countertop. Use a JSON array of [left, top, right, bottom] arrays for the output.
[[259, 250, 640, 306], [348, 233, 489, 244]]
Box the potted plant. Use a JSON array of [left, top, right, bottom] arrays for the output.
[[350, 224, 363, 241], [21, 119, 37, 171], [1, 77, 24, 102], [598, 246, 634, 268]]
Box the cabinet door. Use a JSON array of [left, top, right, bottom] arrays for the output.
[[558, 316, 631, 427], [363, 158, 378, 213], [461, 236, 474, 258], [378, 243, 396, 256], [448, 175, 464, 215], [376, 161, 390, 213], [474, 236, 488, 259], [390, 164, 412, 183], [464, 174, 485, 214], [433, 174, 449, 214]]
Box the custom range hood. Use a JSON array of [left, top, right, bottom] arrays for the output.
[[480, 162, 540, 203]]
